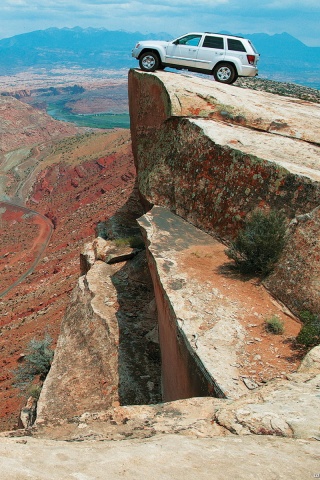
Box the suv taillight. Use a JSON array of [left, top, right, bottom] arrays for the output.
[[247, 55, 255, 65]]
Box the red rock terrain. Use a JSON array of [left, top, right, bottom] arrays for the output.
[[0, 127, 136, 431], [0, 95, 79, 153]]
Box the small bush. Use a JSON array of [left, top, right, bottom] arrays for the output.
[[296, 311, 320, 348], [226, 209, 286, 275], [14, 334, 54, 391], [264, 315, 284, 335], [27, 384, 42, 401], [114, 235, 145, 249]]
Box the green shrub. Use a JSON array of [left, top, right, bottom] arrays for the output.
[[296, 311, 320, 348], [14, 334, 54, 391], [264, 315, 284, 334], [27, 384, 42, 401], [114, 235, 145, 249], [226, 209, 286, 275]]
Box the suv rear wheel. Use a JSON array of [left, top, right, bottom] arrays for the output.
[[139, 52, 160, 72], [213, 63, 238, 84]]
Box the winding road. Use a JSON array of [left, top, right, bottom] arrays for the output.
[[0, 146, 53, 299]]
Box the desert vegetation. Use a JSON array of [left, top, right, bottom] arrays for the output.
[[296, 311, 320, 348], [226, 209, 287, 276], [264, 315, 285, 335], [13, 334, 54, 398]]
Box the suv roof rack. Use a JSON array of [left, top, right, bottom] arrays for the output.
[[204, 32, 244, 39]]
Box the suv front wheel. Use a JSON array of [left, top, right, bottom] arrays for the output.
[[139, 52, 160, 72], [213, 63, 238, 84]]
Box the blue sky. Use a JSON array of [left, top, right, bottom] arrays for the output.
[[1, 0, 319, 46]]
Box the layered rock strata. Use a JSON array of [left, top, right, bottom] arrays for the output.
[[0, 95, 79, 153], [28, 73, 320, 476]]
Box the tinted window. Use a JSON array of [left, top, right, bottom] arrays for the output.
[[203, 36, 224, 49], [178, 35, 202, 46], [227, 39, 246, 52]]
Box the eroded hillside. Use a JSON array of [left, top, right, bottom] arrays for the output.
[[0, 95, 80, 153], [0, 101, 136, 430]]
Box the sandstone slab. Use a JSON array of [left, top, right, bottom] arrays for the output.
[[0, 434, 319, 480], [139, 205, 270, 400], [129, 69, 320, 144], [214, 372, 320, 439], [36, 261, 121, 422]]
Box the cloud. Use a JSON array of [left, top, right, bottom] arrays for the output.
[[0, 0, 319, 46]]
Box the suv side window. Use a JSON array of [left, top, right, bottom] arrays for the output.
[[203, 36, 224, 49], [227, 39, 246, 52], [177, 35, 202, 46]]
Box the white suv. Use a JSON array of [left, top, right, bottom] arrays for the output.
[[132, 32, 259, 84]]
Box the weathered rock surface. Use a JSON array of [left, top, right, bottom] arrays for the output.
[[129, 69, 320, 318], [1, 433, 319, 480], [137, 205, 301, 401], [265, 205, 320, 315], [129, 70, 320, 144], [138, 206, 247, 401], [1, 73, 319, 477], [36, 261, 121, 422], [37, 241, 161, 422], [214, 371, 320, 439]]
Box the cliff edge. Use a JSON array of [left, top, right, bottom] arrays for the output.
[[129, 69, 320, 317]]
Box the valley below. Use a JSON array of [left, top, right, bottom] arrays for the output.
[[0, 120, 136, 430], [0, 67, 130, 129]]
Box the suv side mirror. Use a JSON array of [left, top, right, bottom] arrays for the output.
[[172, 40, 179, 45]]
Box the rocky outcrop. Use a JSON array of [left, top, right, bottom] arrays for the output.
[[129, 69, 320, 317], [138, 206, 248, 401], [214, 371, 320, 439], [36, 260, 121, 422], [37, 234, 161, 423], [3, 73, 319, 478]]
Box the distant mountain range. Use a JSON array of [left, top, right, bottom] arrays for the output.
[[0, 27, 319, 89]]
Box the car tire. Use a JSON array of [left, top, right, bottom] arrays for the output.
[[213, 63, 237, 84], [139, 52, 160, 72]]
